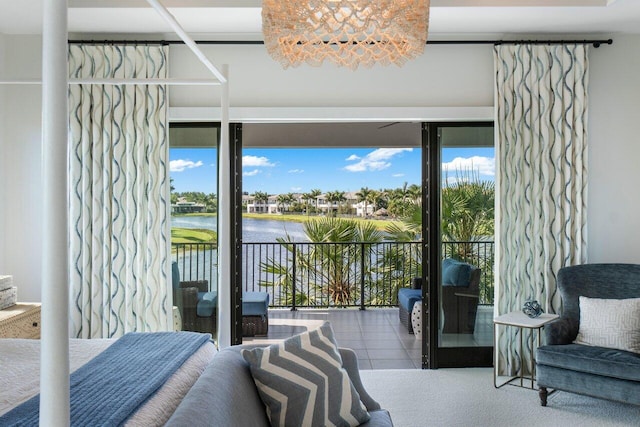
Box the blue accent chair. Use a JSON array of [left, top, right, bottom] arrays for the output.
[[536, 264, 640, 406]]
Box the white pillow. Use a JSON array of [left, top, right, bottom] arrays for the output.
[[574, 296, 640, 354]]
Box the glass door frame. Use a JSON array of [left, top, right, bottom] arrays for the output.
[[423, 121, 494, 369], [230, 122, 244, 345]]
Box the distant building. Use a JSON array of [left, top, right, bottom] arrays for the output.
[[172, 198, 206, 214], [245, 191, 372, 217]]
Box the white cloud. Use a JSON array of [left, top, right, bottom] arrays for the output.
[[243, 155, 275, 167], [344, 148, 412, 172], [291, 187, 302, 191], [288, 169, 304, 174], [345, 154, 360, 161], [392, 173, 405, 177], [243, 169, 261, 177], [170, 159, 203, 172], [442, 156, 495, 177]]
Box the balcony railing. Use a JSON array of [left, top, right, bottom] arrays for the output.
[[172, 240, 495, 308]]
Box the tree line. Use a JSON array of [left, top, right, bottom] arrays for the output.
[[249, 183, 423, 218]]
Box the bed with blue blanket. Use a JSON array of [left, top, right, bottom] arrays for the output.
[[0, 332, 216, 426]]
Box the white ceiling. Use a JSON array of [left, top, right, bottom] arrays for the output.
[[1, 0, 639, 38]]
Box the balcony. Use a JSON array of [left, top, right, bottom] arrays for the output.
[[172, 240, 494, 368]]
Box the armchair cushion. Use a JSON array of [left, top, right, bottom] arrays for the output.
[[196, 291, 218, 317], [574, 296, 640, 354], [243, 292, 270, 317], [242, 322, 370, 427], [537, 344, 640, 382], [442, 258, 473, 287], [398, 288, 421, 313]]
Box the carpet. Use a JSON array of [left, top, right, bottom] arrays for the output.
[[360, 368, 640, 426]]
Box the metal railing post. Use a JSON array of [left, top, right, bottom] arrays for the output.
[[360, 242, 366, 311], [291, 243, 297, 311]]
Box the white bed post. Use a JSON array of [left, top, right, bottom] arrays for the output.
[[218, 64, 231, 348], [40, 0, 70, 425]]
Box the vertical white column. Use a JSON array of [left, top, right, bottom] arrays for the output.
[[40, 0, 70, 425], [217, 64, 231, 348]]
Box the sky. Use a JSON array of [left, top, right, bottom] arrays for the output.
[[170, 146, 495, 195]]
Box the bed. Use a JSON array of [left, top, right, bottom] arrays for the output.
[[0, 332, 216, 426]]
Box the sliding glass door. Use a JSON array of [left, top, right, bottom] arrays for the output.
[[169, 123, 220, 344], [424, 123, 495, 368]]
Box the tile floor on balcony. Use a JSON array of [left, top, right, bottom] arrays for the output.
[[243, 306, 493, 370]]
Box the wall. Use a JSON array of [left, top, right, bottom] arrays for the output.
[[1, 34, 639, 301], [588, 35, 640, 263], [168, 43, 495, 108]]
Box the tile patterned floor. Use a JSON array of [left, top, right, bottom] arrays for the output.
[[244, 307, 493, 369]]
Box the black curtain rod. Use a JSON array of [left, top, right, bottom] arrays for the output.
[[68, 38, 613, 48]]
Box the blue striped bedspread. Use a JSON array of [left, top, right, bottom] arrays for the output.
[[0, 331, 210, 426]]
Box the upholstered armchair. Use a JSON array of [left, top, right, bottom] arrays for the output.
[[536, 264, 640, 406], [171, 261, 217, 334]]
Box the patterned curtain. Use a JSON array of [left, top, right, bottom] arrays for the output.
[[494, 44, 589, 375], [68, 44, 170, 338]]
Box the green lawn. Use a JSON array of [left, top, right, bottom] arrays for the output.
[[241, 212, 395, 231], [171, 228, 217, 244]]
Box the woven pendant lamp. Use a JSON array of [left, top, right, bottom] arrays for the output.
[[262, 0, 430, 70]]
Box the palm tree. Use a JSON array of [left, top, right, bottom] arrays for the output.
[[260, 218, 384, 307], [397, 182, 410, 203], [310, 188, 322, 215], [408, 183, 421, 203], [284, 193, 296, 212], [205, 193, 217, 212], [441, 178, 495, 257], [301, 192, 313, 216], [334, 191, 346, 215], [356, 186, 373, 218], [373, 189, 388, 211], [252, 191, 269, 213], [387, 182, 413, 217], [275, 194, 288, 213], [325, 191, 339, 216]]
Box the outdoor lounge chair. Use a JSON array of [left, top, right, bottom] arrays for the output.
[[398, 258, 481, 334], [172, 261, 217, 334]]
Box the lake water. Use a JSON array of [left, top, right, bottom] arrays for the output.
[[171, 216, 308, 293], [171, 215, 308, 242]]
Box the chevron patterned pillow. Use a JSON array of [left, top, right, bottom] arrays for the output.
[[574, 296, 640, 354], [242, 322, 370, 427]]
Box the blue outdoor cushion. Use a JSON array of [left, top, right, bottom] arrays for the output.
[[171, 262, 180, 290], [243, 292, 270, 317], [442, 258, 472, 287], [398, 288, 422, 312], [197, 291, 218, 317]]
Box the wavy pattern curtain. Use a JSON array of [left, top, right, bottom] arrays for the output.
[[494, 44, 589, 375], [68, 44, 170, 338]]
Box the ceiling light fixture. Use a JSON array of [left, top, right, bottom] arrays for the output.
[[262, 0, 430, 70]]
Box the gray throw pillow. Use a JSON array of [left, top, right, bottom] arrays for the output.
[[242, 322, 370, 427]]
